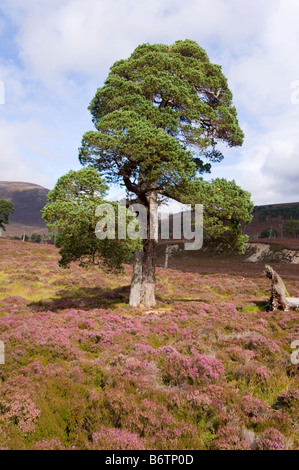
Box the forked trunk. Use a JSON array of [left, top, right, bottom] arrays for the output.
[[129, 190, 158, 308], [140, 190, 158, 307]]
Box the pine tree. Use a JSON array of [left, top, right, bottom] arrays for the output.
[[79, 40, 247, 306]]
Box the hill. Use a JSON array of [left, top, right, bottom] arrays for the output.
[[243, 202, 299, 249], [0, 181, 49, 237], [1, 181, 299, 251], [156, 202, 299, 264]]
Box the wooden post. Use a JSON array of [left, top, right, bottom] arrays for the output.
[[0, 341, 4, 364], [164, 244, 169, 268], [129, 251, 143, 307]]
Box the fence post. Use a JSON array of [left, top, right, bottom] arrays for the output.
[[0, 341, 4, 364]]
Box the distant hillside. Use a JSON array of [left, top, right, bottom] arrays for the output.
[[1, 183, 299, 249], [158, 202, 299, 252], [242, 202, 299, 249], [0, 181, 49, 237]]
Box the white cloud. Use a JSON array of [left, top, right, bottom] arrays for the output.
[[208, 0, 299, 204], [0, 0, 280, 84], [211, 123, 299, 205], [0, 117, 64, 186], [0, 0, 299, 204]]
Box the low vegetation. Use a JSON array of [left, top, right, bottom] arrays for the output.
[[0, 239, 298, 450]]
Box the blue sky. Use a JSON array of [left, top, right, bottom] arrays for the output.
[[0, 0, 299, 205]]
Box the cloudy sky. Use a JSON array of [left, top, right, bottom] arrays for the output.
[[0, 0, 299, 205]]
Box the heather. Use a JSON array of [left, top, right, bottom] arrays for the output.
[[0, 239, 298, 450]]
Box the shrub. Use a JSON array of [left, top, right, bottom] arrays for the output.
[[256, 428, 286, 450], [162, 349, 225, 386]]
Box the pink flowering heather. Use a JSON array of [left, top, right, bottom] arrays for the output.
[[274, 388, 299, 409], [162, 348, 225, 386], [31, 439, 65, 450], [241, 395, 270, 424], [212, 425, 251, 450], [256, 428, 286, 451], [0, 394, 40, 434], [254, 368, 270, 383], [0, 239, 298, 450], [90, 426, 146, 450]]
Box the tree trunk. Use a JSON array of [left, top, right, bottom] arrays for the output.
[[140, 190, 158, 307], [140, 238, 156, 306], [129, 251, 143, 307]]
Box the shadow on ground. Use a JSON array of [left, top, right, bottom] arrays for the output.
[[254, 300, 269, 311], [30, 285, 132, 311], [29, 285, 210, 312]]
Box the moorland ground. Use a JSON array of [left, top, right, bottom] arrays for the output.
[[0, 238, 298, 450]]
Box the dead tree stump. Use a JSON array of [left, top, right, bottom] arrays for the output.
[[265, 264, 299, 311]]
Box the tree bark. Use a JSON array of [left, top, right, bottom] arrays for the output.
[[265, 265, 288, 310], [265, 264, 299, 311], [140, 190, 158, 307], [286, 297, 299, 309], [129, 251, 143, 307]]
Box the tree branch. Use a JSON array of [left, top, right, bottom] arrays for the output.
[[122, 175, 147, 204]]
